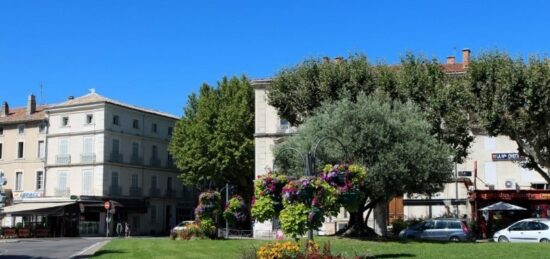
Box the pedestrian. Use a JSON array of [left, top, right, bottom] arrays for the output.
[[124, 222, 131, 238], [479, 216, 487, 239], [116, 222, 123, 237]]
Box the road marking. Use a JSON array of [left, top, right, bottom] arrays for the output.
[[69, 241, 105, 259]]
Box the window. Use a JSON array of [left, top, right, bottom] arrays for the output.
[[62, 117, 69, 127], [167, 177, 172, 191], [111, 172, 119, 187], [58, 171, 68, 191], [17, 141, 24, 158], [422, 221, 435, 230], [16, 172, 23, 191], [151, 175, 157, 189], [83, 137, 93, 155], [527, 221, 543, 231], [112, 139, 120, 155], [509, 222, 527, 231], [0, 143, 3, 159], [18, 125, 25, 134], [59, 139, 69, 155], [448, 221, 462, 229], [112, 115, 120, 125], [152, 123, 157, 133], [36, 171, 44, 190], [435, 221, 447, 229], [0, 127, 3, 135], [280, 119, 290, 130], [82, 169, 93, 195], [38, 140, 45, 159], [38, 123, 46, 133], [152, 145, 158, 159], [150, 205, 157, 223], [86, 114, 93, 124], [132, 142, 139, 158], [168, 127, 173, 136], [131, 174, 138, 188], [133, 119, 140, 129]]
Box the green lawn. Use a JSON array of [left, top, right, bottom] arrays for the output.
[[93, 237, 550, 259]]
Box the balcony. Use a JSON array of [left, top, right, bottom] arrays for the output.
[[149, 187, 161, 197], [56, 154, 71, 165], [129, 187, 142, 197], [109, 185, 122, 196], [54, 188, 71, 197], [130, 155, 143, 166], [110, 153, 124, 163], [81, 153, 96, 164], [165, 189, 176, 198], [149, 158, 161, 167]]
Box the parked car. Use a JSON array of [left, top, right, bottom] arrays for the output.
[[170, 220, 195, 238], [398, 218, 472, 242], [493, 218, 550, 243]]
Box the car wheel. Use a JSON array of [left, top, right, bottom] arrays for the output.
[[449, 236, 460, 242], [498, 236, 509, 243], [540, 238, 550, 243]]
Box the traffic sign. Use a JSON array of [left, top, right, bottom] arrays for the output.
[[104, 201, 111, 210]]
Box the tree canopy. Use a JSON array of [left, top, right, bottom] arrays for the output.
[[468, 53, 550, 183], [169, 76, 255, 197], [274, 95, 454, 234], [268, 54, 473, 163]]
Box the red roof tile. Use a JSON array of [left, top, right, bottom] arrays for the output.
[[0, 106, 47, 125]]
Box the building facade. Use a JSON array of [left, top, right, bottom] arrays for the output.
[[1, 92, 195, 237]]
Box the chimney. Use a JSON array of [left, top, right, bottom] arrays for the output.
[[68, 96, 75, 100], [462, 48, 471, 68], [27, 94, 36, 115], [322, 57, 330, 64], [333, 57, 344, 64], [446, 56, 456, 65], [0, 102, 9, 117]]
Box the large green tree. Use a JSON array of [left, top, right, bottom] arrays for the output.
[[275, 95, 454, 236], [268, 54, 473, 163], [468, 53, 550, 183], [169, 76, 255, 198]]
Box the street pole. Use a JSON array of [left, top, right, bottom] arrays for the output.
[[225, 183, 229, 239], [455, 162, 459, 218]]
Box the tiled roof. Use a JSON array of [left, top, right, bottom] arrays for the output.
[[50, 93, 179, 120], [441, 63, 466, 74], [0, 106, 47, 125]]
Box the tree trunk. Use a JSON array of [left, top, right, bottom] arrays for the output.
[[339, 197, 380, 237], [373, 200, 388, 236]]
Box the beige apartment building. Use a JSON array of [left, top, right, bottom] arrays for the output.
[[252, 49, 550, 237], [0, 95, 47, 207], [1, 92, 195, 237]]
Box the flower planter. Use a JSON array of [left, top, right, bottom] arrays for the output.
[[299, 189, 314, 200], [336, 172, 346, 185], [339, 192, 359, 204], [273, 200, 284, 212], [17, 228, 31, 238]]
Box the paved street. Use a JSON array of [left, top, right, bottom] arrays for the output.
[[0, 238, 109, 259]]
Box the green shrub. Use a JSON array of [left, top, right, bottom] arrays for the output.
[[391, 218, 407, 236]]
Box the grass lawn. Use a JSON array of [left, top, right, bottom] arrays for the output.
[[93, 237, 550, 259]]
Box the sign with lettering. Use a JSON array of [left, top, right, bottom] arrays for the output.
[[472, 191, 550, 201], [13, 191, 44, 200], [491, 153, 525, 161], [458, 171, 472, 177]]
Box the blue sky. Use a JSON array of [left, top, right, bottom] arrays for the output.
[[1, 1, 549, 116]]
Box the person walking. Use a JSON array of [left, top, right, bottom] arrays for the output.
[[124, 222, 131, 238]]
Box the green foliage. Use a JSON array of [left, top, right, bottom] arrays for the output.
[[169, 76, 255, 196], [279, 203, 310, 240], [467, 52, 550, 182], [268, 54, 473, 163], [199, 218, 216, 238], [276, 95, 454, 202], [223, 195, 248, 224], [251, 196, 276, 223]]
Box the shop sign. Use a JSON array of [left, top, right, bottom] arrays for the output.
[[14, 191, 44, 200], [476, 191, 550, 201], [492, 153, 525, 161]]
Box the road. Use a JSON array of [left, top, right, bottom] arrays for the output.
[[0, 238, 109, 259]]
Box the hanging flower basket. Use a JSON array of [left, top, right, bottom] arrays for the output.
[[336, 172, 346, 185], [339, 192, 359, 204], [273, 200, 284, 212], [299, 188, 314, 200]]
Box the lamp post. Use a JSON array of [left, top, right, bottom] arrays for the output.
[[272, 136, 347, 241]]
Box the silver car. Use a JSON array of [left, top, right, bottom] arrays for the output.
[[493, 218, 550, 243], [399, 218, 472, 242]]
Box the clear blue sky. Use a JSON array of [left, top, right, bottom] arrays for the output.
[[1, 0, 549, 116]]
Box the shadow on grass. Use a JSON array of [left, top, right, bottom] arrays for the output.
[[88, 249, 125, 258], [373, 253, 415, 258]]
